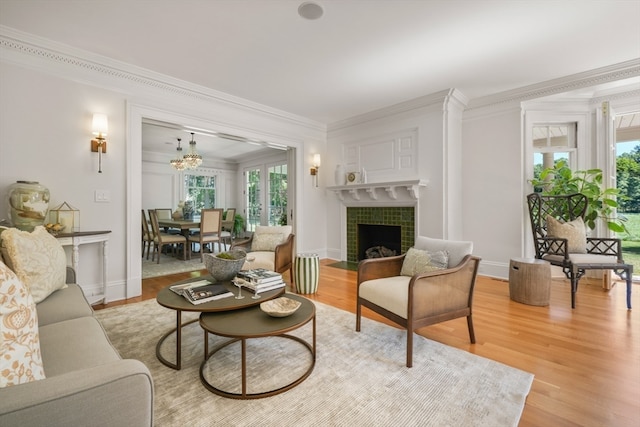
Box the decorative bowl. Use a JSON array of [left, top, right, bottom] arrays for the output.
[[260, 297, 301, 317], [203, 250, 246, 282]]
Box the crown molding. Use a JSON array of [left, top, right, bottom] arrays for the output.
[[467, 58, 640, 111], [328, 88, 468, 132], [0, 25, 326, 133]]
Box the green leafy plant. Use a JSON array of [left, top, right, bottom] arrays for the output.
[[233, 214, 245, 237], [529, 160, 627, 233]]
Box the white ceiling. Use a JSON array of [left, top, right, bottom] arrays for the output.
[[1, 0, 639, 159]]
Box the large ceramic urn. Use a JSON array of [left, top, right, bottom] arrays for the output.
[[7, 181, 50, 231]]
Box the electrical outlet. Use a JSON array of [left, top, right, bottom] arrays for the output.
[[94, 190, 110, 202]]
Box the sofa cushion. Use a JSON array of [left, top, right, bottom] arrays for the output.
[[546, 215, 587, 253], [414, 236, 473, 268], [1, 226, 67, 303], [400, 247, 448, 276], [0, 261, 45, 387], [38, 317, 120, 377], [36, 284, 94, 327]]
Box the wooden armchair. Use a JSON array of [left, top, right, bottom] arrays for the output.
[[356, 236, 481, 368], [231, 225, 295, 280], [527, 192, 633, 309]]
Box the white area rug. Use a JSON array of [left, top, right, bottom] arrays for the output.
[[141, 253, 205, 278], [96, 298, 533, 426]]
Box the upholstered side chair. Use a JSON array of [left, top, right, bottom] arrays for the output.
[[141, 209, 154, 260], [356, 236, 481, 367], [231, 225, 295, 280]]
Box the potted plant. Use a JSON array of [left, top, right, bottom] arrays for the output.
[[203, 249, 247, 282], [529, 160, 627, 233], [233, 214, 246, 237]]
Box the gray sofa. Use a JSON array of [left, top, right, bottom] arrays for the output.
[[0, 267, 154, 426]]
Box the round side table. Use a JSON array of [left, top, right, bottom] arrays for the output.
[[508, 258, 551, 306], [295, 253, 320, 294]]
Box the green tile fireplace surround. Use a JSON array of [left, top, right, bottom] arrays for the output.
[[346, 207, 415, 262]]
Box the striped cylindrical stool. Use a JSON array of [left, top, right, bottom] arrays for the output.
[[295, 253, 320, 294]]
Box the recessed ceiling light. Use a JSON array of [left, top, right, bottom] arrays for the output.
[[298, 2, 324, 20]]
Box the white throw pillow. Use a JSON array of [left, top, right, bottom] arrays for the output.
[[1, 226, 67, 303], [0, 260, 46, 387], [400, 247, 449, 276], [546, 216, 587, 253]]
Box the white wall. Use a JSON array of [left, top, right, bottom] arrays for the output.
[[0, 37, 327, 302]]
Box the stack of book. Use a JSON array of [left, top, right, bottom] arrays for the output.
[[169, 279, 234, 305], [236, 268, 285, 293]]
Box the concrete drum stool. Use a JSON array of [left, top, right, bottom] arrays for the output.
[[509, 257, 551, 306], [295, 253, 320, 294]]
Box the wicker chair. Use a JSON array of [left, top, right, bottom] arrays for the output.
[[527, 192, 633, 309], [356, 236, 481, 367]]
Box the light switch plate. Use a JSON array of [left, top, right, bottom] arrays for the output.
[[94, 190, 110, 202]]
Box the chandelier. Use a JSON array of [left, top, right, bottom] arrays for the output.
[[183, 132, 202, 169], [170, 138, 186, 170]]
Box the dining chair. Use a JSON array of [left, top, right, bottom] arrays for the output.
[[188, 208, 223, 261], [148, 209, 188, 263], [220, 208, 236, 249], [141, 209, 154, 260]]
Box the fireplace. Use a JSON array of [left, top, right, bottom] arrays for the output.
[[347, 207, 415, 262], [357, 224, 401, 260]]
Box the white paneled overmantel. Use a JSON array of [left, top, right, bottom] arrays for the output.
[[327, 180, 428, 207]]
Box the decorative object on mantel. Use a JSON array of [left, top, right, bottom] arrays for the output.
[[169, 138, 186, 171], [334, 164, 346, 186], [183, 132, 202, 169], [7, 181, 50, 231], [48, 201, 80, 232], [346, 171, 361, 185]]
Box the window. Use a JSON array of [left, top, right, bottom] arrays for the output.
[[185, 174, 216, 213], [245, 168, 261, 232], [533, 123, 577, 180], [268, 164, 288, 226]]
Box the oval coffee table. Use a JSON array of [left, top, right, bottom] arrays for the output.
[[155, 275, 285, 370], [199, 293, 316, 399]]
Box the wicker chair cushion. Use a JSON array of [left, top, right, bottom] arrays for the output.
[[546, 216, 587, 253]]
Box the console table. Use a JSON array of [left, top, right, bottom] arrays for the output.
[[56, 230, 111, 305]]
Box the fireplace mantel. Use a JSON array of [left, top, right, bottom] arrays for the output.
[[327, 179, 428, 202], [327, 179, 428, 205]]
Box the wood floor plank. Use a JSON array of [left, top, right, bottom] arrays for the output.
[[94, 259, 640, 426]]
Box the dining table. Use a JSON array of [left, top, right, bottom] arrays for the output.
[[157, 218, 200, 237]]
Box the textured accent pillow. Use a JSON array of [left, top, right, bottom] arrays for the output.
[[251, 233, 285, 252], [0, 260, 46, 387], [400, 247, 449, 276], [546, 216, 587, 253], [1, 226, 67, 303]]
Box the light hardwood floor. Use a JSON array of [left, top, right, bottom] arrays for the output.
[[95, 259, 640, 426]]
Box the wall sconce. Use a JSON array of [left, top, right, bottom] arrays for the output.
[[310, 153, 321, 187], [91, 113, 108, 173]]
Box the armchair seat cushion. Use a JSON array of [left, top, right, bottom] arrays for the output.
[[242, 251, 274, 271], [359, 276, 410, 319], [543, 253, 619, 264]]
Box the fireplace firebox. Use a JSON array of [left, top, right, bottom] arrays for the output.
[[357, 224, 401, 261]]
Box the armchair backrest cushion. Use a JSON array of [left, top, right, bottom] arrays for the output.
[[414, 236, 473, 268], [251, 225, 292, 252]]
